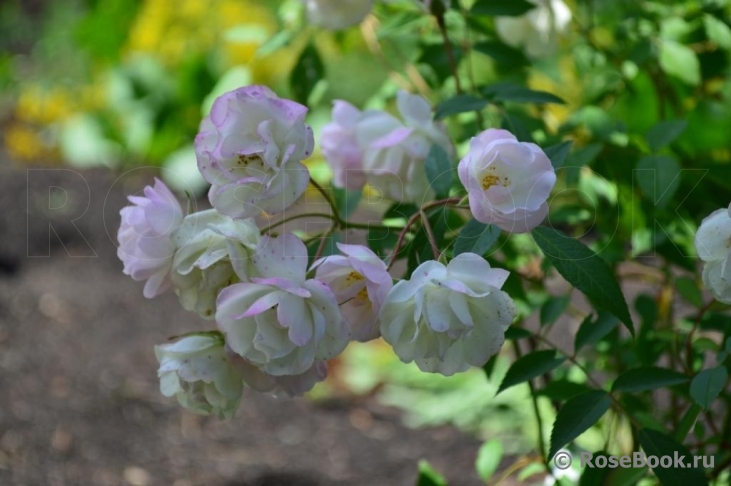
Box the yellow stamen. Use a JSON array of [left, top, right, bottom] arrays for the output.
[[482, 173, 502, 190], [345, 271, 365, 284]]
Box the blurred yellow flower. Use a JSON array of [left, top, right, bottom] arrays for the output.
[[16, 86, 76, 125], [124, 0, 292, 84], [4, 124, 56, 162]]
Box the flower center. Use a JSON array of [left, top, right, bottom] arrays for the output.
[[236, 154, 264, 166], [481, 166, 510, 190], [345, 271, 365, 284], [355, 287, 369, 302]]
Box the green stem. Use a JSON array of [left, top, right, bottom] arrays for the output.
[[309, 177, 343, 223], [420, 210, 441, 260], [259, 212, 335, 235], [512, 341, 549, 468]]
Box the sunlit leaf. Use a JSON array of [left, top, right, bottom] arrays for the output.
[[659, 40, 700, 86], [475, 440, 503, 481]]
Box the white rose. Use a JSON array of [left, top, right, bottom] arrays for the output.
[[695, 204, 731, 303], [117, 178, 184, 298], [321, 101, 369, 191], [458, 129, 556, 233], [380, 253, 516, 376], [495, 0, 572, 58], [155, 334, 243, 418], [228, 349, 328, 397], [357, 91, 454, 203], [170, 209, 260, 319], [195, 85, 314, 219], [314, 243, 392, 342], [216, 234, 349, 376], [303, 0, 374, 30]]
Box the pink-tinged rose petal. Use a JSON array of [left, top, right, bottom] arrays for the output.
[[251, 277, 312, 298], [195, 85, 313, 219], [117, 179, 183, 299], [458, 128, 555, 233]]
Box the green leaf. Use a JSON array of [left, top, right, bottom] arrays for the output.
[[704, 14, 731, 50], [290, 42, 324, 104], [647, 120, 688, 153], [367, 227, 398, 259], [424, 144, 453, 197], [611, 366, 689, 393], [673, 404, 701, 442], [675, 277, 702, 308], [471, 0, 536, 16], [475, 439, 503, 481], [307, 232, 340, 263], [544, 141, 573, 169], [417, 460, 447, 486], [602, 466, 649, 486], [549, 390, 612, 460], [578, 452, 612, 486], [536, 380, 592, 402], [333, 187, 362, 220], [567, 143, 603, 167], [434, 94, 488, 119], [482, 353, 499, 379], [532, 227, 634, 335], [484, 84, 566, 105], [497, 350, 565, 394], [504, 327, 532, 340], [635, 155, 681, 208], [419, 44, 464, 85], [689, 366, 728, 409], [472, 41, 528, 68], [639, 429, 708, 486], [454, 219, 501, 256], [540, 295, 570, 327], [717, 337, 731, 363], [659, 40, 700, 86], [579, 453, 649, 486], [574, 312, 619, 353], [565, 143, 602, 185]]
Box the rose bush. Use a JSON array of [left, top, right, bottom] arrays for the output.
[[112, 0, 731, 482]]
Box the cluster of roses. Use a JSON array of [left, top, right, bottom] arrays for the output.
[[117, 85, 557, 418]]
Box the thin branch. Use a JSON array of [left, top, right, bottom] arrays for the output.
[[420, 210, 441, 260], [309, 178, 342, 223], [435, 14, 462, 93], [260, 212, 335, 235]]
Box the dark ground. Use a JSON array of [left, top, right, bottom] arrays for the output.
[[0, 166, 487, 486]]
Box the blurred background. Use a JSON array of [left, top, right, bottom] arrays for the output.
[[2, 0, 731, 484]]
